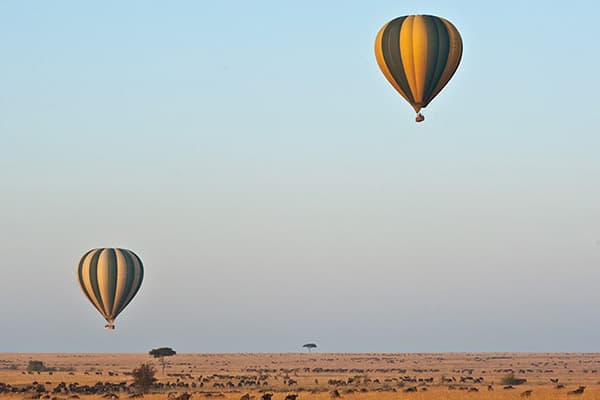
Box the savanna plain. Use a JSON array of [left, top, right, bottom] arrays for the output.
[[2, 353, 600, 400]]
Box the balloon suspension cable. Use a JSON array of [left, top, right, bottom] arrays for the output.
[[416, 113, 425, 123], [104, 323, 115, 330]]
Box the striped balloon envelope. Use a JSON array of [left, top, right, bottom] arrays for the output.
[[374, 15, 463, 122], [77, 248, 144, 330]]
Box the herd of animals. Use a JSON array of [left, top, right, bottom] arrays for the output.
[[1, 353, 600, 399]]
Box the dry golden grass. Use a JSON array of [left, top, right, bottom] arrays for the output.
[[2, 353, 600, 399], [3, 388, 600, 400]]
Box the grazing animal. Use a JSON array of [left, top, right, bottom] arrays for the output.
[[469, 388, 479, 392], [329, 390, 340, 399], [403, 387, 418, 393], [550, 379, 559, 384], [568, 387, 586, 395], [504, 386, 514, 390], [488, 385, 494, 391], [520, 390, 533, 397], [556, 385, 566, 389], [240, 395, 250, 400], [284, 395, 298, 400], [261, 393, 273, 400]]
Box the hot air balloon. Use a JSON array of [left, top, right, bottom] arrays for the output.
[[374, 15, 463, 122], [76, 248, 144, 330]]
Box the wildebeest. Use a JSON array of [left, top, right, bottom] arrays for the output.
[[403, 387, 418, 393], [329, 390, 340, 398], [284, 395, 298, 400], [261, 393, 273, 400], [568, 387, 586, 395], [520, 390, 532, 397], [240, 394, 250, 400]]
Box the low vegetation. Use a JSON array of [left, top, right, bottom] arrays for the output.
[[131, 363, 157, 394], [27, 360, 54, 372], [500, 373, 527, 385]]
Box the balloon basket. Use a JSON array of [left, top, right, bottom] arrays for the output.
[[416, 113, 425, 123], [104, 324, 115, 330]]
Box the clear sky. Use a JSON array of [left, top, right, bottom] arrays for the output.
[[1, 0, 600, 352]]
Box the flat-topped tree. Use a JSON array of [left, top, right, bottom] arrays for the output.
[[149, 347, 176, 373], [302, 343, 317, 352]]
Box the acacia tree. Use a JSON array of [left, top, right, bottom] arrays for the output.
[[302, 343, 317, 353], [149, 347, 176, 373]]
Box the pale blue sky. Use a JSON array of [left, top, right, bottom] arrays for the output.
[[1, 1, 600, 352]]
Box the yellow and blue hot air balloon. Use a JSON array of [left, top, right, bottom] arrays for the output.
[[375, 15, 463, 122], [77, 248, 144, 330]]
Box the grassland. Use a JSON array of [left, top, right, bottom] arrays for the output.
[[2, 353, 600, 399]]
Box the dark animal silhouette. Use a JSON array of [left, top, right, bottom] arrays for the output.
[[520, 390, 532, 397], [568, 387, 586, 395]]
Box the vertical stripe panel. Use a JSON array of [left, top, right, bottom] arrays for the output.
[[375, 22, 412, 105], [427, 18, 463, 106], [423, 17, 450, 103], [78, 249, 100, 312], [409, 15, 430, 104], [380, 17, 415, 103], [133, 252, 144, 298], [399, 16, 418, 106], [113, 250, 136, 316], [116, 250, 144, 316], [96, 248, 118, 320], [81, 249, 107, 318], [110, 249, 130, 317]]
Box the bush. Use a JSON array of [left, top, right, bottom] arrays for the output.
[[132, 363, 156, 393], [500, 373, 527, 385], [27, 361, 46, 372]]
